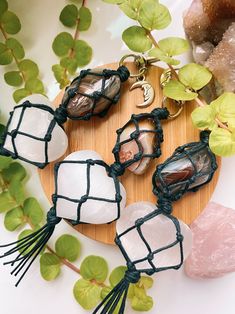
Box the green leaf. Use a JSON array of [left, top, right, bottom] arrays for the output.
[[13, 88, 31, 103], [122, 26, 152, 53], [19, 59, 39, 80], [148, 47, 180, 65], [101, 286, 112, 299], [2, 162, 26, 182], [23, 197, 44, 226], [55, 234, 81, 262], [210, 92, 235, 128], [60, 56, 78, 75], [158, 37, 190, 56], [0, 0, 8, 18], [139, 2, 171, 30], [25, 78, 44, 94], [0, 11, 21, 34], [5, 38, 25, 59], [209, 128, 235, 157], [4, 206, 24, 231], [52, 64, 70, 88], [163, 80, 198, 101], [9, 179, 25, 205], [0, 191, 17, 213], [191, 105, 216, 130], [40, 253, 61, 281], [178, 63, 212, 91], [80, 255, 108, 283], [4, 71, 23, 87], [131, 295, 153, 311], [60, 4, 78, 27], [0, 155, 11, 170], [73, 279, 101, 310], [52, 32, 74, 57], [0, 42, 13, 65], [18, 228, 45, 256], [138, 276, 154, 289], [103, 0, 125, 3], [109, 266, 126, 287], [74, 39, 92, 67], [78, 7, 92, 31], [119, 0, 142, 20]]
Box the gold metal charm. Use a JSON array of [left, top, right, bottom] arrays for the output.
[[129, 80, 155, 108]]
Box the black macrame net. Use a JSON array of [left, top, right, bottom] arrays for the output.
[[0, 101, 63, 168]]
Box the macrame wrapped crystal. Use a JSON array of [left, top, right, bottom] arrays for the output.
[[0, 95, 68, 168]]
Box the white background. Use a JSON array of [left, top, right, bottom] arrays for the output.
[[0, 1, 235, 313]]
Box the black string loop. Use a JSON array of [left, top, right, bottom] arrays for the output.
[[54, 106, 68, 125], [116, 65, 130, 82], [151, 107, 170, 121], [46, 207, 62, 226], [123, 269, 141, 284], [109, 162, 125, 177], [157, 198, 173, 215]]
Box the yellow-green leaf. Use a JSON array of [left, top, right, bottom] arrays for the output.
[[6, 38, 25, 59], [23, 197, 44, 226], [0, 11, 21, 34], [60, 4, 78, 27], [0, 42, 13, 65], [139, 2, 171, 30], [78, 7, 92, 31], [158, 37, 190, 56], [119, 0, 142, 20], [122, 26, 152, 53], [163, 80, 198, 101], [0, 191, 17, 213], [13, 88, 31, 103], [52, 32, 74, 57], [73, 279, 101, 310], [80, 255, 108, 283], [4, 71, 23, 87], [191, 105, 217, 130], [209, 127, 235, 157], [55, 234, 81, 262], [4, 206, 24, 231], [74, 39, 92, 67], [210, 92, 235, 128], [0, 0, 8, 18], [40, 253, 61, 281], [148, 47, 180, 65]]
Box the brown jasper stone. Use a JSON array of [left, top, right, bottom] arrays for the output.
[[63, 68, 121, 118]]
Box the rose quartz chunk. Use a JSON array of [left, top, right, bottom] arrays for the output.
[[185, 202, 235, 279]]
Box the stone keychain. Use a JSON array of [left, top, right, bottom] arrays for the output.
[[0, 64, 130, 168], [92, 131, 218, 314], [0, 106, 169, 287]]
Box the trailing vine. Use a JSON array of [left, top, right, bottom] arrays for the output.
[[103, 0, 235, 157], [52, 0, 93, 88], [0, 0, 45, 102]]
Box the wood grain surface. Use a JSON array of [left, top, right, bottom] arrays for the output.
[[39, 62, 220, 245]]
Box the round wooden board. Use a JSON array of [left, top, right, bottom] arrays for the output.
[[39, 62, 220, 245]]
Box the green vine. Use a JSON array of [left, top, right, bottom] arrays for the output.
[[52, 0, 93, 88], [0, 0, 45, 102], [103, 0, 235, 157]]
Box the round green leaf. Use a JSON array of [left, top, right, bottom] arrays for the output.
[[163, 80, 198, 101], [0, 42, 13, 65], [2, 162, 26, 182], [55, 234, 81, 262], [40, 253, 61, 281], [9, 179, 25, 205], [19, 59, 39, 80], [73, 279, 101, 310], [18, 229, 40, 256], [78, 7, 92, 31], [158, 37, 190, 56], [13, 88, 31, 103], [122, 26, 152, 52], [25, 78, 44, 94], [52, 64, 70, 88], [23, 197, 44, 226], [209, 127, 235, 157], [60, 56, 78, 75], [52, 32, 74, 57], [138, 276, 153, 289], [109, 266, 126, 287], [74, 39, 92, 67], [131, 295, 153, 311], [0, 155, 11, 170], [210, 92, 235, 128], [0, 191, 17, 213], [60, 4, 78, 27], [148, 47, 180, 65], [0, 11, 21, 34], [179, 63, 212, 91], [0, 0, 8, 18], [4, 71, 23, 87], [119, 0, 142, 20], [5, 38, 25, 59], [139, 2, 171, 30], [4, 206, 24, 231], [191, 105, 216, 130], [80, 255, 108, 283]]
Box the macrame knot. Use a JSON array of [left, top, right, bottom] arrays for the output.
[[109, 162, 125, 177], [124, 269, 141, 284], [54, 106, 68, 125], [157, 198, 173, 215], [116, 65, 130, 82], [200, 130, 210, 143], [93, 91, 102, 101], [79, 69, 90, 79], [47, 207, 62, 226], [151, 107, 169, 120], [10, 129, 17, 139]]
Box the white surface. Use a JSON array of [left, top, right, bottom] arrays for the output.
[[0, 1, 235, 314]]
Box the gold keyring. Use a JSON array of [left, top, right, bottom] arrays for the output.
[[162, 97, 184, 119], [119, 54, 147, 78]]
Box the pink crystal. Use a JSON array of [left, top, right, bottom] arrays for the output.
[[185, 202, 235, 279]]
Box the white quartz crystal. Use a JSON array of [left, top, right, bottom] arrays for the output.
[[116, 202, 193, 270], [3, 95, 68, 164], [56, 150, 126, 223]]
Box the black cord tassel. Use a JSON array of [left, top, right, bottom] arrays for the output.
[[93, 268, 140, 314], [0, 207, 61, 287]]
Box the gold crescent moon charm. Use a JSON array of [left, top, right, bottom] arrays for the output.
[[129, 80, 155, 108]]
